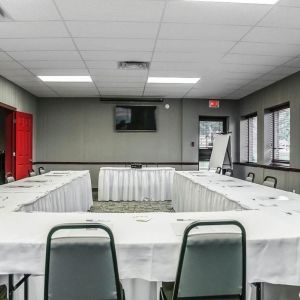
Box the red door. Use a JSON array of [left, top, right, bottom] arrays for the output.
[[5, 111, 15, 176], [15, 112, 33, 180]]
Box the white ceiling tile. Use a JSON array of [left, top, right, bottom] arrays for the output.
[[243, 27, 300, 44], [259, 6, 300, 28], [81, 50, 152, 61], [56, 90, 99, 97], [0, 61, 22, 69], [0, 52, 12, 61], [222, 53, 291, 65], [0, 22, 68, 38], [150, 61, 212, 71], [153, 51, 224, 62], [85, 61, 118, 69], [231, 41, 300, 56], [156, 40, 235, 53], [0, 68, 33, 77], [285, 57, 300, 67], [89, 69, 147, 77], [277, 0, 300, 7], [148, 70, 204, 77], [159, 23, 250, 41], [67, 21, 159, 39], [8, 51, 81, 61], [20, 86, 58, 97], [96, 82, 145, 88], [56, 0, 164, 22], [100, 87, 144, 94], [0, 38, 76, 51], [163, 2, 272, 25], [21, 60, 85, 69], [74, 38, 155, 51], [91, 76, 147, 83], [220, 63, 274, 73], [0, 0, 61, 21]]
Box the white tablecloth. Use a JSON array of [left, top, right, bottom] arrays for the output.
[[0, 170, 93, 212], [173, 171, 300, 213], [98, 167, 175, 201], [1, 211, 300, 300]]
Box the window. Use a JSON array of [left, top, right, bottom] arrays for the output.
[[199, 117, 227, 169], [240, 114, 257, 163], [272, 105, 290, 163]]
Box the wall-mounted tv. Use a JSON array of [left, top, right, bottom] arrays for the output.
[[115, 105, 157, 132]]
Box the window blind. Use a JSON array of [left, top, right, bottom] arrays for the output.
[[240, 114, 257, 163], [273, 107, 290, 162]]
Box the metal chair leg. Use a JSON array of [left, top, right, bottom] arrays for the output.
[[254, 282, 262, 300], [24, 275, 29, 300], [8, 275, 13, 300]]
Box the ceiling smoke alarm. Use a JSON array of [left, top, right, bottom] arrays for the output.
[[118, 61, 150, 70]]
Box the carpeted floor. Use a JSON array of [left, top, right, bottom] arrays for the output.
[[90, 200, 174, 213], [91, 191, 175, 213]]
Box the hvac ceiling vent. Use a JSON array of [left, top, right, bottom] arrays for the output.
[[118, 61, 150, 70], [0, 6, 12, 21]]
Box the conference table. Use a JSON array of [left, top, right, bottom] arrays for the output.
[[173, 170, 300, 213], [1, 210, 300, 300], [0, 170, 93, 212], [98, 167, 175, 201]]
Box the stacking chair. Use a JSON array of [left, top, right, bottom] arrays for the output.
[[225, 169, 233, 177], [44, 223, 125, 300], [263, 176, 277, 188], [215, 167, 222, 174], [5, 172, 15, 183], [38, 167, 46, 175], [246, 172, 255, 183], [28, 169, 36, 177], [160, 220, 246, 300]]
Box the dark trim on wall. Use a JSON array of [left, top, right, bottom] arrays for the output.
[[234, 162, 300, 173], [33, 161, 199, 166], [0, 101, 16, 111]]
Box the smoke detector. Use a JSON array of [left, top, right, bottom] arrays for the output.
[[118, 61, 150, 70]]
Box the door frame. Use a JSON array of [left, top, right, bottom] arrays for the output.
[[1, 102, 17, 179], [198, 116, 228, 170]]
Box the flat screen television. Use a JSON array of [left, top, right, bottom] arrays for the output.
[[115, 105, 157, 131]]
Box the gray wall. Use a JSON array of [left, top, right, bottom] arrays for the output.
[[235, 71, 300, 192], [0, 76, 37, 159], [36, 98, 239, 186]]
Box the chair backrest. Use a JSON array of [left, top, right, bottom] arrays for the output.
[[38, 167, 46, 175], [28, 169, 36, 177], [44, 223, 122, 300], [225, 169, 233, 177], [215, 167, 222, 174], [245, 172, 255, 183], [5, 172, 15, 183], [173, 220, 246, 300], [263, 176, 277, 188]]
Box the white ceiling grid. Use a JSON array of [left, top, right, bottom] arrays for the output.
[[0, 0, 299, 99]]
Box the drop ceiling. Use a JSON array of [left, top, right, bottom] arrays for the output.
[[0, 0, 299, 99]]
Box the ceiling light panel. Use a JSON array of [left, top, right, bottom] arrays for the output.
[[38, 76, 92, 82], [147, 77, 200, 84]]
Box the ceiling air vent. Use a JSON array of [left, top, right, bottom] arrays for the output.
[[118, 61, 150, 70]]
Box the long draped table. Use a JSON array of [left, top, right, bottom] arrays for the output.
[[173, 171, 300, 213], [1, 210, 300, 300], [98, 167, 175, 201], [0, 170, 93, 212]]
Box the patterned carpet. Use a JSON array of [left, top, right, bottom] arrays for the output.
[[91, 191, 175, 213], [90, 200, 175, 213]]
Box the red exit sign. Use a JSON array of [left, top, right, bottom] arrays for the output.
[[209, 99, 220, 108]]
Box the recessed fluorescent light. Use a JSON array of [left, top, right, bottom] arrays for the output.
[[186, 0, 279, 4], [38, 76, 92, 82], [148, 77, 200, 84]]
